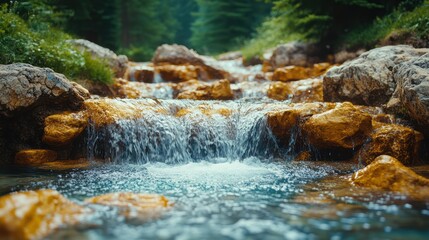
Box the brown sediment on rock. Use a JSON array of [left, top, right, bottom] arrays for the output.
[[350, 155, 429, 200], [0, 189, 88, 240], [271, 63, 332, 82], [43, 111, 88, 146], [15, 149, 58, 165], [177, 79, 234, 100]]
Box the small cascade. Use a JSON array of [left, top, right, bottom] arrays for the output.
[[86, 99, 291, 164]]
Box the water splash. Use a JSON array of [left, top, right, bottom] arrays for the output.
[[86, 99, 290, 164]]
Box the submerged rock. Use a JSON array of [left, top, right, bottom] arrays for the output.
[[177, 79, 234, 100], [351, 155, 429, 199], [85, 192, 170, 220], [15, 149, 57, 165], [43, 111, 88, 146], [68, 39, 128, 78], [0, 189, 87, 240], [0, 63, 89, 117], [302, 102, 373, 149], [356, 122, 423, 166]]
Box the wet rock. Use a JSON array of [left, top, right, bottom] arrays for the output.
[[73, 79, 115, 97], [267, 102, 337, 141], [15, 149, 57, 165], [242, 56, 263, 66], [37, 159, 92, 171], [84, 98, 167, 127], [111, 78, 143, 99], [177, 79, 234, 100], [324, 45, 428, 106], [43, 111, 88, 146], [267, 82, 293, 101], [0, 189, 87, 240], [152, 44, 228, 80], [0, 63, 90, 117], [302, 102, 373, 149], [390, 52, 429, 135], [267, 78, 323, 103], [351, 155, 429, 199], [176, 105, 233, 118], [266, 41, 320, 70], [155, 65, 199, 82], [85, 192, 170, 220], [125, 65, 155, 83], [356, 122, 423, 166], [272, 63, 331, 82], [68, 39, 128, 78]]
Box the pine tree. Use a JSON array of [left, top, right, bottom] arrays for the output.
[[191, 0, 270, 54]]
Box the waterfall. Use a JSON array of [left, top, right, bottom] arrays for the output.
[[86, 99, 291, 164]]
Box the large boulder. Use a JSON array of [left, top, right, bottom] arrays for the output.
[[0, 63, 89, 117], [324, 45, 428, 106], [265, 41, 320, 71], [68, 39, 128, 78], [350, 155, 429, 200], [152, 44, 229, 80], [302, 102, 373, 149], [0, 189, 87, 240], [390, 53, 429, 135]]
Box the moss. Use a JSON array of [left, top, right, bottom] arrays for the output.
[[0, 5, 113, 84]]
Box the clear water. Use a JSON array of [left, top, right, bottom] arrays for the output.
[[2, 160, 429, 240], [2, 97, 429, 239]]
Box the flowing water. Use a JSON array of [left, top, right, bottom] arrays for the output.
[[1, 61, 429, 239]]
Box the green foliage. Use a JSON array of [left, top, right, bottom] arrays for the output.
[[191, 0, 271, 54], [0, 4, 113, 84], [340, 1, 429, 48]]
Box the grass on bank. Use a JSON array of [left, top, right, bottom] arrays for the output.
[[241, 1, 429, 59], [0, 5, 113, 84]]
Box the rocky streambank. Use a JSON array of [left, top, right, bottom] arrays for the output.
[[0, 40, 428, 239]]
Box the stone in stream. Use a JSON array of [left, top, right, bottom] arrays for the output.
[[152, 44, 230, 81], [302, 102, 373, 149], [125, 64, 155, 83], [0, 63, 89, 162], [177, 79, 234, 100], [324, 45, 428, 106], [271, 63, 332, 82], [350, 155, 429, 200], [267, 78, 323, 102], [356, 122, 424, 166], [0, 63, 89, 117], [155, 64, 199, 82], [68, 39, 129, 78], [0, 190, 170, 240], [85, 192, 171, 221], [0, 189, 88, 240], [15, 149, 58, 165], [43, 111, 88, 146]]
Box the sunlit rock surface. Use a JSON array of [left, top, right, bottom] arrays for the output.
[[177, 79, 234, 100], [155, 64, 199, 82], [0, 63, 89, 116], [268, 78, 323, 102], [356, 122, 424, 165], [302, 102, 373, 149], [15, 149, 58, 165], [85, 192, 170, 220], [0, 189, 87, 240], [271, 63, 331, 82], [43, 111, 88, 146], [324, 45, 428, 106], [152, 44, 229, 80], [351, 155, 429, 200]]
